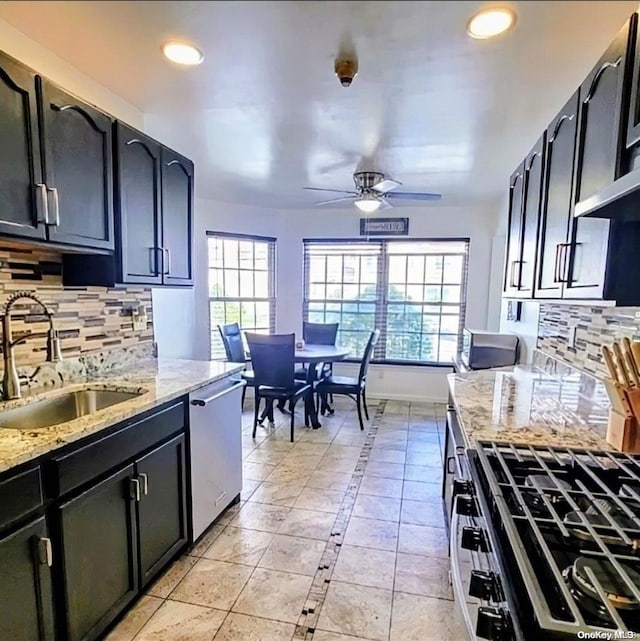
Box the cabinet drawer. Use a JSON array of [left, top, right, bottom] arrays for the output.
[[0, 467, 43, 531], [52, 401, 185, 497]]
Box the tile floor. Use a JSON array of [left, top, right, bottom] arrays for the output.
[[106, 398, 467, 641]]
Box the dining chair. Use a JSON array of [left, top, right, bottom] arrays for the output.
[[315, 329, 380, 431], [217, 322, 255, 408], [245, 332, 313, 442]]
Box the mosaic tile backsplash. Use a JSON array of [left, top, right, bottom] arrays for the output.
[[0, 244, 153, 369], [537, 304, 640, 380]]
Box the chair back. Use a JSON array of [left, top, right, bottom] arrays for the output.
[[218, 323, 245, 363], [246, 333, 295, 389], [358, 329, 380, 384], [303, 321, 339, 346]]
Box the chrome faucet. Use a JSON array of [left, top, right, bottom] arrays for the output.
[[1, 291, 62, 400]]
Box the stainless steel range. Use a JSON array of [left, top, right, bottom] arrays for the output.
[[448, 438, 640, 640]]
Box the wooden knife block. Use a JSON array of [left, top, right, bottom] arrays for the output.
[[607, 410, 640, 452]]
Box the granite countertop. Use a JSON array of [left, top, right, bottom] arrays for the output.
[[448, 364, 612, 450], [0, 358, 244, 473]]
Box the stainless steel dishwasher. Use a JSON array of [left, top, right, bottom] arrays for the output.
[[189, 377, 246, 541]]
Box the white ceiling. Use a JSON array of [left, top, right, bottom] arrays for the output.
[[0, 1, 638, 209]]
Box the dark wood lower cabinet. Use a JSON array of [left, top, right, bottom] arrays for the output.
[[58, 465, 138, 641], [137, 434, 188, 587], [0, 516, 55, 641]]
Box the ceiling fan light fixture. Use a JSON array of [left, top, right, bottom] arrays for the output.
[[162, 41, 204, 66], [466, 7, 516, 39], [354, 195, 382, 214]]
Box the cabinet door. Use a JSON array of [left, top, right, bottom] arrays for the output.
[[0, 517, 55, 641], [503, 161, 525, 296], [517, 134, 545, 296], [626, 14, 640, 148], [535, 92, 578, 298], [39, 79, 114, 250], [161, 148, 194, 286], [59, 464, 138, 641], [0, 52, 46, 240], [136, 434, 187, 587], [115, 122, 162, 285]]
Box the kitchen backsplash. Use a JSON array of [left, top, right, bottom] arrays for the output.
[[537, 303, 640, 380], [0, 244, 153, 368]]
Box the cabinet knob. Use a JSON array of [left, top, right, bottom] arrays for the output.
[[476, 606, 513, 641], [452, 479, 473, 498], [469, 570, 501, 601], [455, 494, 479, 517], [461, 526, 489, 552]]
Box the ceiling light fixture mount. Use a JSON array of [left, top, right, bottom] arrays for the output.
[[467, 7, 516, 39], [335, 58, 358, 87], [162, 41, 204, 66]]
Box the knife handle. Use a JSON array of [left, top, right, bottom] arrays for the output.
[[613, 342, 632, 388], [603, 345, 621, 385]]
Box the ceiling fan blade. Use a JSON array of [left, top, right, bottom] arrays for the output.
[[379, 199, 393, 210], [314, 196, 357, 206], [385, 192, 442, 201], [372, 178, 402, 193], [304, 187, 357, 195]]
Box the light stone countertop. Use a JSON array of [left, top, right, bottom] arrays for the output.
[[0, 358, 244, 474], [448, 365, 612, 450]]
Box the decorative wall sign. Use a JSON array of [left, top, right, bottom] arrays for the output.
[[359, 217, 409, 236]]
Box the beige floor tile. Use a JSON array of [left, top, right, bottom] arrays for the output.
[[358, 475, 403, 499], [232, 567, 313, 624], [294, 487, 345, 513], [147, 556, 198, 598], [331, 544, 396, 590], [402, 480, 440, 501], [266, 466, 313, 484], [394, 553, 453, 600], [364, 461, 405, 480], [318, 458, 358, 474], [405, 449, 442, 467], [258, 534, 326, 576], [343, 516, 398, 551], [134, 600, 226, 641], [306, 470, 353, 491], [104, 595, 163, 641], [314, 633, 377, 641], [368, 449, 406, 464], [390, 592, 466, 641], [214, 613, 295, 641], [397, 523, 448, 558], [188, 524, 226, 557], [400, 499, 445, 528], [249, 481, 305, 507], [278, 454, 324, 473], [245, 448, 289, 465], [216, 501, 245, 526], [171, 558, 253, 609], [243, 462, 277, 481], [228, 501, 290, 532], [403, 464, 442, 483], [317, 581, 392, 641], [278, 507, 336, 540], [352, 494, 401, 522], [202, 526, 274, 565], [241, 479, 262, 500]]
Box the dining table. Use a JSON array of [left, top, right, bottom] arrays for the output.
[[259, 344, 350, 429]]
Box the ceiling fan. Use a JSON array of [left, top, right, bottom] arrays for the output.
[[304, 171, 442, 213]]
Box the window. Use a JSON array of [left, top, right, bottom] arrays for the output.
[[303, 239, 469, 365], [208, 232, 276, 358]]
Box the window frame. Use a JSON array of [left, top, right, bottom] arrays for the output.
[[207, 231, 277, 359], [303, 237, 469, 367]]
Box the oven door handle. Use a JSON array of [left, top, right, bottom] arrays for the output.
[[450, 495, 479, 640]]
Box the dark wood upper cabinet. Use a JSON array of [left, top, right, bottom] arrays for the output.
[[115, 122, 163, 285], [0, 52, 46, 240], [534, 92, 579, 298], [517, 134, 545, 296], [626, 13, 640, 148], [161, 148, 194, 286], [0, 516, 55, 641], [503, 162, 525, 297], [38, 79, 114, 251]]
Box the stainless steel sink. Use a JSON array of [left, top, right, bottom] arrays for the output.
[[0, 389, 142, 430]]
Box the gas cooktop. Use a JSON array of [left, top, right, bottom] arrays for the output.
[[473, 441, 640, 638]]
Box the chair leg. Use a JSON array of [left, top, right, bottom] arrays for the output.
[[252, 394, 260, 438], [290, 399, 296, 442], [241, 385, 246, 410], [356, 393, 364, 431], [362, 387, 369, 421], [304, 393, 311, 428]]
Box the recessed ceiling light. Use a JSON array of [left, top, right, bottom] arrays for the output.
[[467, 7, 516, 39], [162, 41, 204, 66]]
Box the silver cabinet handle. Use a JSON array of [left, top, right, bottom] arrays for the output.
[[46, 187, 60, 226], [35, 184, 50, 225], [130, 477, 141, 502], [139, 472, 149, 496], [163, 248, 171, 275], [37, 537, 53, 567], [191, 380, 247, 406]]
